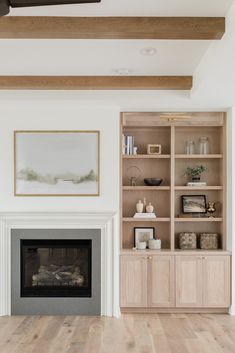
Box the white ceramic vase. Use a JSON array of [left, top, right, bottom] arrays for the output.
[[146, 202, 154, 213], [148, 239, 161, 250], [136, 200, 144, 213]]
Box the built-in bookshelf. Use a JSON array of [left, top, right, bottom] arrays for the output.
[[120, 112, 227, 252]]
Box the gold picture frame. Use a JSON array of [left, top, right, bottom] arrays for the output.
[[14, 130, 100, 197], [147, 144, 162, 155]]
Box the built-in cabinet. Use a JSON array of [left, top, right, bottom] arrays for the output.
[[149, 255, 175, 307], [120, 255, 147, 307], [202, 255, 231, 307], [121, 253, 231, 309], [176, 254, 231, 308], [120, 112, 231, 312], [176, 255, 202, 307], [121, 254, 175, 308]]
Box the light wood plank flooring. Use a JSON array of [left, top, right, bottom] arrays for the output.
[[0, 314, 235, 353]]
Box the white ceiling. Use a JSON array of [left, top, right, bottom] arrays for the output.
[[0, 0, 233, 76], [0, 40, 210, 75], [8, 0, 233, 17]]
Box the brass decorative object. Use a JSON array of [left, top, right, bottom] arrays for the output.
[[207, 201, 216, 218]]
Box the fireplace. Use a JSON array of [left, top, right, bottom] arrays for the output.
[[11, 229, 101, 315], [21, 239, 92, 298]]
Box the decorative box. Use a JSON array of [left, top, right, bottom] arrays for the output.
[[179, 232, 197, 250], [200, 233, 219, 250]]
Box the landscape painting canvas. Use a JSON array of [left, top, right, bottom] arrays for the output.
[[181, 195, 206, 214], [14, 131, 100, 196]]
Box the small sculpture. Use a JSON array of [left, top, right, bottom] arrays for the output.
[[207, 201, 216, 218], [126, 165, 141, 186]]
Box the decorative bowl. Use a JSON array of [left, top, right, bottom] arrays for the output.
[[144, 178, 163, 186]]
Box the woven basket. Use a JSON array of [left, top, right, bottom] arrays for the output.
[[179, 232, 197, 250], [200, 233, 219, 250]]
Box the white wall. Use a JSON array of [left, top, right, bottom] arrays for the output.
[[0, 102, 120, 213], [227, 108, 235, 314]]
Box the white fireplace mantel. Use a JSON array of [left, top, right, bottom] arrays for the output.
[[0, 211, 120, 317]]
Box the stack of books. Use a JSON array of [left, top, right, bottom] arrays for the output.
[[187, 181, 207, 186], [122, 135, 135, 155], [134, 213, 156, 219]]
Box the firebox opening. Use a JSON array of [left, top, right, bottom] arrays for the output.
[[20, 239, 92, 298]]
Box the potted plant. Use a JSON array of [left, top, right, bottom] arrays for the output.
[[184, 165, 207, 182]]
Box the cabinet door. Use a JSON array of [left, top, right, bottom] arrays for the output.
[[120, 255, 147, 307], [203, 255, 231, 308], [176, 256, 202, 307], [149, 255, 175, 307]]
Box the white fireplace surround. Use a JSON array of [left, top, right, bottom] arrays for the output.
[[0, 212, 120, 317]]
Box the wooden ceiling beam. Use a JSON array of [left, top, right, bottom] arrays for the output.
[[0, 16, 225, 40], [0, 76, 193, 90]]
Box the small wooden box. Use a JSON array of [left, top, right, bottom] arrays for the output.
[[179, 232, 197, 250], [200, 233, 219, 250]]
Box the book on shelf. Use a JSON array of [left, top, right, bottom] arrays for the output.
[[186, 182, 207, 186], [123, 135, 135, 155], [122, 134, 125, 155], [133, 213, 156, 219]]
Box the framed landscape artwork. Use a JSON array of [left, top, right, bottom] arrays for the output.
[[14, 131, 100, 196], [134, 227, 155, 247], [181, 195, 207, 214]]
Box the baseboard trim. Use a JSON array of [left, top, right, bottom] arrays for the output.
[[229, 306, 235, 315], [121, 307, 230, 314]]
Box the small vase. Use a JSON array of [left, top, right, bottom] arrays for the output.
[[146, 202, 154, 213], [136, 200, 144, 213], [192, 176, 201, 182]]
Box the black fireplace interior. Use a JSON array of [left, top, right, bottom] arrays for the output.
[[21, 239, 92, 297]]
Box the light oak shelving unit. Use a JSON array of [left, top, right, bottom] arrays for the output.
[[120, 112, 231, 312]]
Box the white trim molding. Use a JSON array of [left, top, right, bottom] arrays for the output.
[[229, 306, 235, 316], [227, 109, 235, 315], [0, 211, 120, 318]]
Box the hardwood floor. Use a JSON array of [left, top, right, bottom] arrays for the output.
[[0, 314, 235, 353]]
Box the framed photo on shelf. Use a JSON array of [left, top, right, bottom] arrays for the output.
[[134, 227, 155, 247], [181, 195, 207, 214], [14, 130, 100, 196]]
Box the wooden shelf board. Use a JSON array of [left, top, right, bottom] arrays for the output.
[[122, 154, 170, 159], [174, 218, 222, 222], [123, 186, 170, 191], [120, 249, 231, 255], [175, 186, 222, 190], [122, 217, 170, 222], [175, 154, 222, 159]]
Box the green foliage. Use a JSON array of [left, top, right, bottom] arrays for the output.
[[184, 165, 207, 177]]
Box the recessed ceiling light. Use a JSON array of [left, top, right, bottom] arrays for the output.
[[140, 47, 157, 56], [113, 68, 131, 76]]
